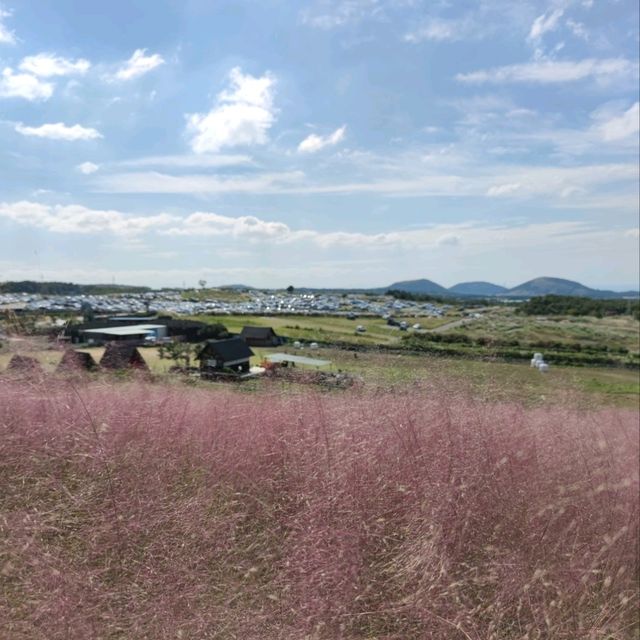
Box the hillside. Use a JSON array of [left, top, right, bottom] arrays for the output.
[[388, 276, 638, 299], [385, 278, 448, 295], [505, 277, 638, 299], [448, 281, 508, 296]]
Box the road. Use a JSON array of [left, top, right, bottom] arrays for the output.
[[426, 318, 470, 333]]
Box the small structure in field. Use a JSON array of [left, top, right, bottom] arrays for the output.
[[57, 349, 98, 373], [240, 326, 283, 347], [530, 352, 550, 372], [197, 337, 254, 375], [355, 325, 366, 333], [7, 354, 43, 374], [100, 343, 149, 371]]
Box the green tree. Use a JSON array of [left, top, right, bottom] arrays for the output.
[[80, 302, 95, 322], [158, 341, 195, 368]]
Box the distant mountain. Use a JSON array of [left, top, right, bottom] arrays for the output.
[[384, 276, 637, 299], [449, 281, 508, 296], [504, 277, 638, 299], [386, 279, 448, 295]]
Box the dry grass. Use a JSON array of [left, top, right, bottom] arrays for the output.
[[0, 376, 637, 639]]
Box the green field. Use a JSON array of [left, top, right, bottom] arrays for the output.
[[453, 307, 640, 351], [2, 338, 638, 408], [2, 305, 638, 407], [188, 312, 457, 346]]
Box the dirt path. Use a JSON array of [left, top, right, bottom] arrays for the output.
[[426, 318, 469, 333]]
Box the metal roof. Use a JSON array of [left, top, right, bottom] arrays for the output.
[[240, 326, 278, 338], [82, 324, 166, 336], [197, 337, 254, 362], [265, 353, 331, 367], [108, 316, 158, 322]]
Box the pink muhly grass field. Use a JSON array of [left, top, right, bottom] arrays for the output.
[[0, 378, 638, 639]]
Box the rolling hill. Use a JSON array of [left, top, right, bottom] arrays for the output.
[[386, 279, 449, 295], [383, 276, 637, 299], [504, 277, 638, 299]]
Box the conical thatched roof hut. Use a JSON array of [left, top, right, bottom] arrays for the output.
[[57, 349, 98, 373], [100, 343, 149, 371], [7, 354, 44, 374]]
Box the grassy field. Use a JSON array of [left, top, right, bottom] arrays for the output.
[[180, 287, 252, 302], [188, 312, 457, 346], [2, 338, 638, 408], [1, 312, 638, 638], [454, 307, 640, 351], [187, 308, 640, 361], [1, 379, 637, 639]]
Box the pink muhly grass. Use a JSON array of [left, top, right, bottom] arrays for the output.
[[0, 377, 637, 639]]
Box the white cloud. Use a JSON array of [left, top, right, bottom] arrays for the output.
[[436, 234, 460, 246], [164, 211, 292, 239], [97, 170, 303, 194], [300, 0, 381, 29], [405, 18, 467, 43], [0, 7, 15, 44], [596, 102, 639, 141], [77, 161, 100, 174], [97, 162, 637, 203], [625, 228, 639, 239], [486, 182, 522, 197], [528, 9, 564, 44], [298, 125, 346, 153], [15, 122, 103, 141], [117, 154, 252, 168], [0, 201, 636, 281], [19, 53, 90, 77], [456, 58, 638, 85], [114, 49, 164, 81], [0, 68, 53, 100], [186, 67, 277, 153], [566, 19, 589, 41], [0, 201, 177, 235]]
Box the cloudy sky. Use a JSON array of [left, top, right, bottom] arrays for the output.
[[0, 0, 638, 290]]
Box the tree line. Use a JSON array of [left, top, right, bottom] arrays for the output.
[[517, 295, 639, 319], [0, 281, 151, 295]]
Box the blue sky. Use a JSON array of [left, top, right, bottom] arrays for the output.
[[0, 0, 638, 289]]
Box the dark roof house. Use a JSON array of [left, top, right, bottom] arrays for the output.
[[57, 349, 98, 373], [240, 326, 283, 347], [100, 343, 149, 371], [197, 337, 254, 374]]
